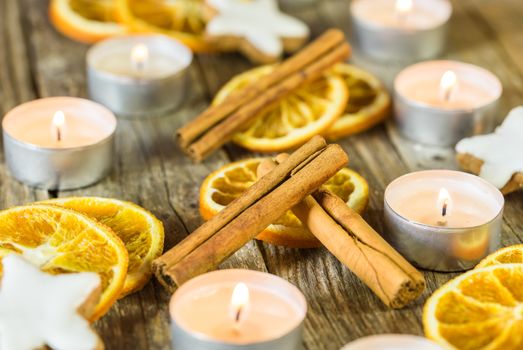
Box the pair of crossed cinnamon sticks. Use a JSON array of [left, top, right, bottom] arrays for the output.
[[154, 136, 425, 309], [177, 29, 351, 161]]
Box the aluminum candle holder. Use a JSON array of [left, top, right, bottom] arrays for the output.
[[393, 60, 502, 146], [350, 0, 452, 61], [170, 269, 307, 350], [87, 35, 193, 118], [2, 97, 116, 190], [383, 170, 504, 272]]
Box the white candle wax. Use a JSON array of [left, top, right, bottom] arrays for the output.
[[351, 0, 451, 30], [170, 269, 306, 348], [341, 334, 444, 350], [2, 97, 116, 149], [395, 61, 501, 110], [93, 49, 182, 79], [385, 170, 502, 228]]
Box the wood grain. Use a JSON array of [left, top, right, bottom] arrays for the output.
[[0, 0, 522, 349]]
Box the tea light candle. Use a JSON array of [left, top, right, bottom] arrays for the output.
[[394, 60, 502, 146], [383, 170, 504, 271], [169, 269, 307, 350], [87, 35, 193, 117], [350, 0, 452, 61], [341, 335, 444, 350], [2, 97, 116, 190]]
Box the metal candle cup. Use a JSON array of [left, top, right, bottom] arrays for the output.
[[87, 35, 193, 117], [169, 269, 307, 350], [383, 170, 504, 272], [393, 61, 502, 146], [350, 0, 452, 61], [2, 97, 116, 190]]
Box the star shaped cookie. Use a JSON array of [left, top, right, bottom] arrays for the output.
[[0, 255, 103, 350], [456, 106, 523, 194], [205, 0, 310, 63]]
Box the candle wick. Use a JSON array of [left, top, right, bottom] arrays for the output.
[[443, 89, 452, 102], [56, 128, 62, 143], [235, 306, 242, 323], [441, 202, 447, 217]]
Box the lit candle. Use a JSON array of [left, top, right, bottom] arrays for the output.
[[51, 110, 66, 143], [169, 269, 307, 350], [394, 60, 502, 146], [383, 170, 504, 271], [130, 43, 149, 75], [2, 97, 116, 190], [395, 0, 413, 24], [87, 35, 193, 117], [350, 0, 452, 61]]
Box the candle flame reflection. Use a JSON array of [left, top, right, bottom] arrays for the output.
[[437, 188, 452, 226], [230, 282, 249, 331], [131, 43, 149, 73], [395, 0, 413, 22], [52, 110, 66, 142], [440, 70, 458, 102]]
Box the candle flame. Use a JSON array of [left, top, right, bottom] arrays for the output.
[[437, 188, 452, 226], [52, 110, 66, 142], [440, 70, 458, 102], [131, 43, 149, 73], [396, 0, 413, 21], [229, 282, 249, 330]]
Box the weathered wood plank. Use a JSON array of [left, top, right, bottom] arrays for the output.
[[1, 0, 522, 349]]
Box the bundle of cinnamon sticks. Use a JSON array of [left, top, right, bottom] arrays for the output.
[[153, 136, 348, 286], [258, 155, 425, 309], [177, 29, 351, 161], [154, 136, 425, 308]]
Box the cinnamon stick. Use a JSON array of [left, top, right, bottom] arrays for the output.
[[177, 29, 351, 161], [258, 157, 425, 308], [153, 137, 348, 289], [177, 29, 346, 149]]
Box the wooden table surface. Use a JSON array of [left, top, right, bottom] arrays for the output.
[[1, 0, 522, 349]]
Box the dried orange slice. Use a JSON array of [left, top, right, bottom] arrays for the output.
[[49, 0, 126, 43], [40, 197, 164, 297], [115, 0, 211, 52], [199, 158, 369, 248], [213, 66, 348, 153], [477, 245, 523, 268], [423, 263, 523, 350], [0, 204, 128, 321], [325, 64, 391, 140]]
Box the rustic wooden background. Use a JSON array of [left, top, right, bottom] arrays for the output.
[[1, 0, 522, 349]]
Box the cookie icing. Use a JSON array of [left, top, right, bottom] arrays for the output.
[[456, 106, 523, 188], [0, 255, 101, 350], [206, 0, 309, 57]]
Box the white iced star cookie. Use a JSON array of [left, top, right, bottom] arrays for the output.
[[456, 106, 523, 194], [205, 0, 310, 63], [0, 255, 103, 350]]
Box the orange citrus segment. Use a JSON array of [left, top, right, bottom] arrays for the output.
[[325, 64, 391, 140], [424, 263, 523, 350], [40, 197, 164, 297], [0, 204, 128, 321], [115, 0, 211, 52], [477, 244, 523, 268], [199, 158, 369, 248], [213, 66, 348, 153], [49, 0, 126, 43]]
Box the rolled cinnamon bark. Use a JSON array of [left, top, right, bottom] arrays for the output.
[[153, 136, 348, 289], [177, 29, 347, 149], [177, 29, 351, 161], [257, 157, 425, 308]]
